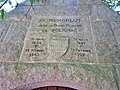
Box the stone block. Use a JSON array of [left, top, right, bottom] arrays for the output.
[[0, 20, 13, 42], [30, 6, 60, 16], [32, 5, 90, 16], [91, 5, 120, 22], [63, 0, 77, 6], [114, 65, 120, 90], [0, 63, 118, 90], [111, 22, 120, 45], [48, 0, 63, 5], [20, 16, 96, 63], [77, 0, 104, 5], [0, 42, 23, 61], [95, 42, 120, 63], [92, 22, 115, 42], [25, 0, 47, 6], [92, 22, 120, 63], [75, 5, 91, 16], [3, 21, 30, 43], [58, 6, 77, 16]]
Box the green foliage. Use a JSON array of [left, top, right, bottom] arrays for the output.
[[0, 9, 4, 19], [0, 0, 5, 2], [102, 0, 120, 8]]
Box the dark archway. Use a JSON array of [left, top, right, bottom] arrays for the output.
[[32, 86, 77, 90]]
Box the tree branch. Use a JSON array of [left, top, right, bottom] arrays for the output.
[[0, 0, 8, 9], [20, 2, 33, 20]]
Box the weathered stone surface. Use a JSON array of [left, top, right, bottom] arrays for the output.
[[92, 22, 115, 42], [29, 5, 78, 16], [0, 42, 23, 61], [58, 6, 78, 16], [0, 62, 118, 90], [20, 16, 96, 63], [0, 20, 13, 42], [91, 5, 120, 22], [0, 0, 120, 90], [77, 0, 104, 5], [92, 22, 120, 63], [26, 0, 47, 5], [114, 65, 120, 90], [111, 22, 120, 45], [63, 0, 77, 6], [48, 0, 63, 5], [75, 5, 91, 16], [8, 5, 91, 16], [95, 42, 120, 63], [29, 6, 60, 16], [3, 21, 30, 43]]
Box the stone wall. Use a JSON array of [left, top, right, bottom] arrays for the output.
[[0, 0, 120, 90]]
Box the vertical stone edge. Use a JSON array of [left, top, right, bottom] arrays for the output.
[[112, 65, 120, 90], [19, 17, 33, 61], [88, 16, 99, 63]]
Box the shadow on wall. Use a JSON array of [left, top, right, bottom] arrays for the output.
[[32, 86, 77, 90]]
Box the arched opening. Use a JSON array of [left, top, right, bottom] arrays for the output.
[[32, 86, 77, 90], [12, 81, 90, 90]]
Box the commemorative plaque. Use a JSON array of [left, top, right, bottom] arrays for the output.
[[20, 16, 95, 63]]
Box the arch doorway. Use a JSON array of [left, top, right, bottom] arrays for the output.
[[32, 86, 77, 90]]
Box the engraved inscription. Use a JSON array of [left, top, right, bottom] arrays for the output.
[[20, 16, 94, 62]]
